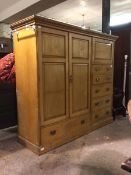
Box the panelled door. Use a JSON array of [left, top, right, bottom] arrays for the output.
[[39, 27, 69, 125], [69, 33, 91, 118]]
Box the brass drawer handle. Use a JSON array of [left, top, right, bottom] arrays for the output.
[[95, 115, 99, 119], [95, 102, 100, 106], [107, 77, 111, 81], [106, 111, 109, 115], [95, 68, 100, 71], [106, 88, 110, 91], [96, 77, 100, 82], [105, 99, 110, 103], [50, 130, 56, 136], [81, 120, 85, 125], [95, 90, 99, 93]]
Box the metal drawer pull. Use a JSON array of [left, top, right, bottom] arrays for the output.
[[95, 102, 100, 106], [95, 90, 99, 93], [105, 99, 110, 103], [95, 68, 100, 71], [96, 77, 100, 82], [81, 120, 85, 125], [95, 115, 99, 119], [106, 88, 110, 91], [50, 130, 56, 136], [106, 111, 109, 115]]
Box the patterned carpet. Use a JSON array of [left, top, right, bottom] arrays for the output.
[[0, 116, 131, 175]]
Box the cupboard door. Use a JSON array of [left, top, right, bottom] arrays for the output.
[[39, 28, 69, 125], [69, 33, 91, 117]]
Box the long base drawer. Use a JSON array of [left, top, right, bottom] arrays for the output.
[[40, 115, 89, 152]]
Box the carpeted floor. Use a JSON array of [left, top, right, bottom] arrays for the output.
[[0, 116, 131, 175]]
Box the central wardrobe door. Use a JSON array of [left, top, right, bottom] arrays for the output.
[[40, 28, 69, 125], [69, 33, 91, 118]]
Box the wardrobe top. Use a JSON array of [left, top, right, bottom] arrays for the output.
[[11, 15, 118, 41]]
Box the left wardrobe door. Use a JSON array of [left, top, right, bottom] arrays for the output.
[[38, 27, 69, 126]]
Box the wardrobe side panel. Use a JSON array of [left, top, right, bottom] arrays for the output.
[[13, 29, 39, 145]]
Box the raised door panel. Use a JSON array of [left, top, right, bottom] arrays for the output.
[[93, 38, 113, 64], [72, 38, 89, 59], [43, 63, 66, 121], [42, 33, 65, 57], [69, 33, 91, 117], [39, 28, 68, 125], [72, 64, 89, 113]]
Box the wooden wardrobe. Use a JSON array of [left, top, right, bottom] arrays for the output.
[[11, 15, 117, 155]]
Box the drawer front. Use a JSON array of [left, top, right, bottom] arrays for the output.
[[41, 122, 65, 146], [92, 107, 112, 123], [66, 115, 88, 139], [92, 38, 113, 64], [93, 75, 112, 84], [92, 96, 112, 110], [92, 84, 112, 98], [92, 65, 112, 75]]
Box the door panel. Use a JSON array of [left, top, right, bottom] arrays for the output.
[[69, 33, 91, 117], [39, 28, 68, 125], [72, 38, 89, 59], [72, 64, 88, 113], [42, 33, 65, 57], [43, 63, 66, 120]]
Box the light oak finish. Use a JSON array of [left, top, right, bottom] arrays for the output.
[[92, 38, 113, 64], [92, 84, 112, 98], [40, 28, 69, 126], [13, 28, 39, 145], [69, 33, 91, 118], [91, 96, 112, 110], [11, 15, 117, 154], [91, 38, 114, 127]]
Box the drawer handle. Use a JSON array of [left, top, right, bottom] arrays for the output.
[[95, 68, 100, 71], [106, 111, 109, 115], [96, 77, 100, 82], [105, 99, 110, 103], [106, 88, 110, 91], [50, 130, 56, 136], [107, 77, 111, 81], [95, 90, 99, 93], [81, 120, 85, 125], [95, 102, 100, 106], [95, 115, 99, 119]]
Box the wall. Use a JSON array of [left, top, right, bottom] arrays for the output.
[[0, 23, 11, 38]]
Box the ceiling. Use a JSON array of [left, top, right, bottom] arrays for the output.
[[38, 0, 131, 31], [1, 0, 131, 31], [0, 0, 20, 13]]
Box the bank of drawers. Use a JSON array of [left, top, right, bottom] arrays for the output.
[[91, 64, 113, 124]]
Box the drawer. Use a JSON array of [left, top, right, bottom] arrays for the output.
[[92, 38, 113, 64], [66, 115, 88, 139], [92, 96, 112, 110], [92, 107, 112, 122], [92, 65, 112, 75], [41, 122, 65, 146], [93, 75, 112, 84], [92, 84, 112, 98]]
